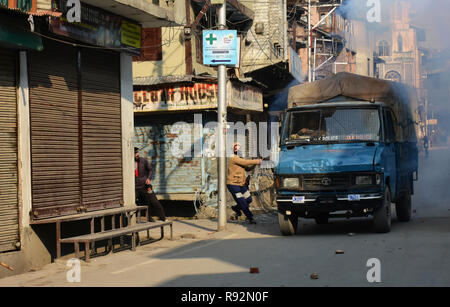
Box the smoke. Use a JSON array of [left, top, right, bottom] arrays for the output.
[[408, 0, 450, 50], [337, 0, 450, 50], [336, 0, 450, 218]]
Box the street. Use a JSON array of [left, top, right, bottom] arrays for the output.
[[0, 148, 449, 287]]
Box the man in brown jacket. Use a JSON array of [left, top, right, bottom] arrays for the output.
[[227, 142, 262, 224]]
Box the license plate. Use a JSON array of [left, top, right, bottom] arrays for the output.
[[348, 194, 361, 201], [292, 196, 305, 204]]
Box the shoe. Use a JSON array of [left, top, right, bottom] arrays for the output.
[[247, 218, 257, 224], [231, 205, 242, 217], [148, 217, 156, 222]]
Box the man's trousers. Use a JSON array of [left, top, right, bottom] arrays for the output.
[[227, 184, 254, 219]]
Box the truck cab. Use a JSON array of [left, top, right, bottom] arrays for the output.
[[275, 97, 418, 235]]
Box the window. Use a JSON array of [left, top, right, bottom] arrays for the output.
[[285, 108, 381, 144], [320, 13, 326, 26], [398, 35, 403, 52], [383, 109, 396, 142], [385, 70, 402, 83], [378, 40, 391, 57], [195, 32, 203, 64]]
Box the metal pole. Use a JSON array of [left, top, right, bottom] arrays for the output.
[[308, 0, 312, 82], [217, 1, 227, 231], [313, 37, 317, 81], [425, 98, 428, 137]]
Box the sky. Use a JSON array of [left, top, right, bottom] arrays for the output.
[[339, 0, 450, 50]]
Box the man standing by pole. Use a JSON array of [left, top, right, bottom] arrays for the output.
[[135, 147, 166, 222]]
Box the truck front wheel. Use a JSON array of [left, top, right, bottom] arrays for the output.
[[396, 191, 412, 222], [373, 187, 392, 233], [278, 211, 298, 236]]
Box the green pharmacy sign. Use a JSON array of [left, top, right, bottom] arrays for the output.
[[203, 30, 238, 66]]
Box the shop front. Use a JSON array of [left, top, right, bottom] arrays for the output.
[[134, 79, 263, 204], [28, 39, 125, 219], [26, 0, 144, 220], [0, 7, 45, 253]]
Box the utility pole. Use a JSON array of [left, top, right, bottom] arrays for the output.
[[308, 0, 312, 82], [217, 1, 227, 231], [282, 0, 288, 61]]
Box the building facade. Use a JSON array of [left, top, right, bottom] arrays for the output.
[[373, 0, 425, 137], [292, 0, 375, 82], [0, 0, 176, 278]]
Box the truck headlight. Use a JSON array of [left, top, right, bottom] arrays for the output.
[[355, 175, 373, 185], [283, 178, 299, 188], [376, 173, 382, 185]]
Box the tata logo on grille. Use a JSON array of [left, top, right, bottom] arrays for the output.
[[321, 177, 332, 186]]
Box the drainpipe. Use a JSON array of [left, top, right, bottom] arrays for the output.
[[282, 0, 288, 61]]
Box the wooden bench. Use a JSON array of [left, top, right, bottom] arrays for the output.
[[30, 206, 173, 261], [60, 221, 173, 262]]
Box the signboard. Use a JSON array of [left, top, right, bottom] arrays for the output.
[[120, 20, 142, 49], [427, 119, 438, 125], [134, 83, 218, 112], [49, 0, 142, 54], [203, 30, 238, 66], [134, 81, 263, 113], [227, 81, 263, 112]]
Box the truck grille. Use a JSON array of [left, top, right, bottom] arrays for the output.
[[302, 174, 351, 190]]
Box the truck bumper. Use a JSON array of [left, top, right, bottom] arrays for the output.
[[276, 193, 383, 216]]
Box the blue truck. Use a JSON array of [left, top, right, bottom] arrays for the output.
[[275, 73, 419, 235]]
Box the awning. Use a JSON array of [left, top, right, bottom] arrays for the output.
[[191, 0, 254, 32], [0, 28, 43, 51], [244, 60, 297, 96], [0, 11, 43, 51], [80, 0, 178, 27]]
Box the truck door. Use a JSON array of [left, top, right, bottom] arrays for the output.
[[383, 108, 398, 198]]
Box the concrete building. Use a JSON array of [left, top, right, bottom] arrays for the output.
[[373, 0, 425, 137], [374, 1, 424, 93], [0, 0, 177, 278], [292, 0, 375, 82]]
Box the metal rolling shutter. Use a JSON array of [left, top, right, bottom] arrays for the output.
[[135, 114, 202, 195], [28, 42, 81, 219], [0, 49, 19, 252], [81, 49, 123, 209]]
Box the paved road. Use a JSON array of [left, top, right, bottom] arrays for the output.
[[1, 148, 449, 287]]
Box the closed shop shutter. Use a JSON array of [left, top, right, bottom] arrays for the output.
[[81, 49, 123, 209], [0, 49, 19, 252], [135, 113, 202, 196], [28, 41, 81, 218]]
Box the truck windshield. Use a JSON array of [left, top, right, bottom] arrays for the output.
[[284, 108, 381, 144]]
